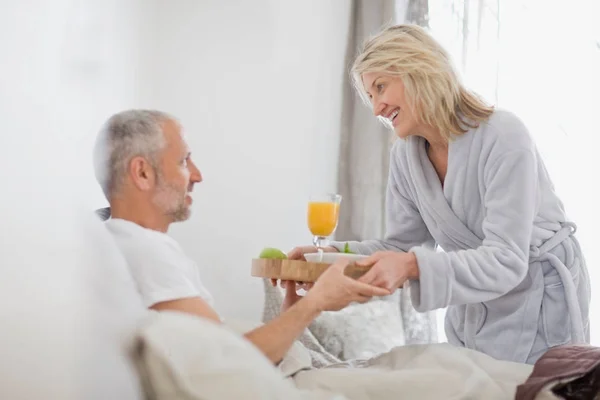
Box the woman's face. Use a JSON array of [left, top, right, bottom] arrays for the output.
[[362, 72, 419, 139]]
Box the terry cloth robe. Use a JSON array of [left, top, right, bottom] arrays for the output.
[[331, 109, 591, 364]]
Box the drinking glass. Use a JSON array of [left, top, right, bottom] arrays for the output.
[[307, 193, 342, 260]]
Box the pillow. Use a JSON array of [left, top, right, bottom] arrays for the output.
[[262, 279, 405, 362], [308, 291, 405, 360], [131, 311, 343, 400]]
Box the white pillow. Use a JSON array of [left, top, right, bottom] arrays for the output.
[[131, 312, 343, 400], [266, 284, 405, 361], [0, 209, 146, 400], [309, 292, 405, 360]]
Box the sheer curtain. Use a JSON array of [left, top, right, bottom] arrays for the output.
[[426, 0, 599, 344]]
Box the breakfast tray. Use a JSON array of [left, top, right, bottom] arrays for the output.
[[251, 258, 370, 282]]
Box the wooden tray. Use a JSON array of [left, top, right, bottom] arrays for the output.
[[251, 258, 370, 282]]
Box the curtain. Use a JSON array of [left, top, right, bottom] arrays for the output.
[[336, 0, 430, 242], [336, 0, 438, 345], [336, 0, 396, 243]]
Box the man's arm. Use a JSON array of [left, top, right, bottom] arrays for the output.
[[242, 290, 321, 364], [150, 261, 390, 364], [151, 294, 319, 364], [151, 298, 221, 322]]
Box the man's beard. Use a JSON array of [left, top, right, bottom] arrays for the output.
[[152, 174, 190, 223]]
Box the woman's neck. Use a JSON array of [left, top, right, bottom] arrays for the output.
[[417, 124, 448, 152]]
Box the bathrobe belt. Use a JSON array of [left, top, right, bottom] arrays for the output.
[[528, 222, 585, 344]]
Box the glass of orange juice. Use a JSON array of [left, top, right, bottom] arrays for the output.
[[307, 193, 342, 255]]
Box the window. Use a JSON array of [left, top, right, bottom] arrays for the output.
[[409, 0, 599, 344]]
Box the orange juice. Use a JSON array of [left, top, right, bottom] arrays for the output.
[[307, 201, 340, 236]]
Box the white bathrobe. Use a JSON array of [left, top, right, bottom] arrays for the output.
[[331, 109, 591, 364]]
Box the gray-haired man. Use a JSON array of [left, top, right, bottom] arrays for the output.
[[93, 109, 390, 364]]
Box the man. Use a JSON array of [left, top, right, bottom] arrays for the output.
[[93, 109, 390, 364]]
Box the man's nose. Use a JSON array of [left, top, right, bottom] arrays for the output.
[[189, 160, 202, 183]]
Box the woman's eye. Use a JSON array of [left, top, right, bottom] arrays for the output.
[[377, 83, 384, 93]]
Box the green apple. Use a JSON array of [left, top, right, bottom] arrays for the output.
[[259, 247, 287, 259]]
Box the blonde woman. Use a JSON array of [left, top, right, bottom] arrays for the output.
[[289, 24, 590, 364]]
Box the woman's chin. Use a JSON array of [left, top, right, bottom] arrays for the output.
[[394, 127, 410, 139]]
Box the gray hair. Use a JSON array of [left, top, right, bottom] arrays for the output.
[[93, 109, 175, 200]]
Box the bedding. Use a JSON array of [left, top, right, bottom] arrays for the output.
[[261, 278, 437, 367], [132, 311, 561, 400]]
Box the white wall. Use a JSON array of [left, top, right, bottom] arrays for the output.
[[1, 0, 351, 326], [140, 0, 352, 319], [0, 1, 148, 398], [1, 0, 151, 209]]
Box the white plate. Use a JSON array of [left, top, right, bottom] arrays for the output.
[[304, 252, 367, 264]]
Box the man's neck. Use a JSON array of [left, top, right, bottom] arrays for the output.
[[109, 198, 171, 233]]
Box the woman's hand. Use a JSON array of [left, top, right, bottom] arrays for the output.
[[355, 251, 419, 292]]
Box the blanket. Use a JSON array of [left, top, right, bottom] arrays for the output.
[[134, 312, 562, 400], [287, 343, 559, 400]]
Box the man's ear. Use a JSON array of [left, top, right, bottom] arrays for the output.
[[129, 156, 156, 191]]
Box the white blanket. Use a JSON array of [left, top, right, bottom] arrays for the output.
[[134, 312, 560, 400], [288, 344, 559, 400]]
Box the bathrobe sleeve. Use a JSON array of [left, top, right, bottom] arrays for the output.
[[409, 149, 538, 312], [330, 142, 436, 255]]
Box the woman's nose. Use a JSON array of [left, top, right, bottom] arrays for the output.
[[372, 99, 386, 117]]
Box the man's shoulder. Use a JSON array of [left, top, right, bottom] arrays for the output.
[[105, 219, 187, 263], [104, 219, 213, 308]]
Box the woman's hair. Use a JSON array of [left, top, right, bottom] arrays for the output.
[[351, 24, 493, 140]]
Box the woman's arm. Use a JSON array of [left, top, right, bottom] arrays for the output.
[[330, 143, 435, 254]]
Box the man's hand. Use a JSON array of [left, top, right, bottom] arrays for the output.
[[304, 259, 392, 312], [280, 280, 313, 312], [355, 251, 419, 292], [246, 258, 389, 364]]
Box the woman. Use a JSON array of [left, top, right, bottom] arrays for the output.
[[289, 24, 590, 364]]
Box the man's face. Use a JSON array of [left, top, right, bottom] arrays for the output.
[[151, 120, 202, 222]]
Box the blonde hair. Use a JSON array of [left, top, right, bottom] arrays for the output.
[[352, 24, 493, 140]]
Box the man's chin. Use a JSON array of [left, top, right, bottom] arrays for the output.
[[170, 207, 191, 223]]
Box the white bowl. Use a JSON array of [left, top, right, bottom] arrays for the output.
[[304, 252, 367, 264]]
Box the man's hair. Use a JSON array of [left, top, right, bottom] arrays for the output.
[[93, 109, 175, 200]]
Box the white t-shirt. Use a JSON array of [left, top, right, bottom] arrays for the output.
[[105, 218, 214, 309]]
